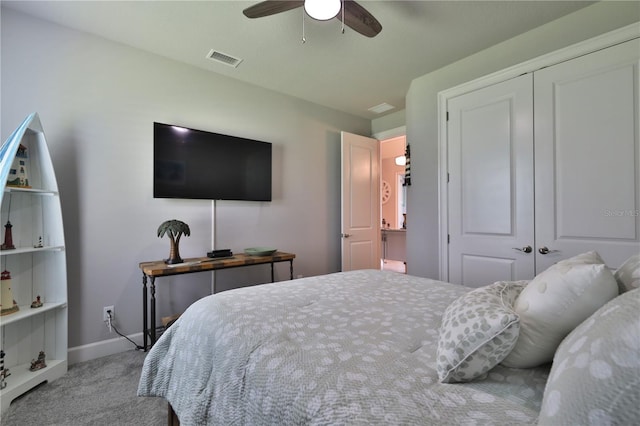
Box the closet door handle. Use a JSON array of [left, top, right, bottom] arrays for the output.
[[538, 246, 559, 255], [513, 245, 533, 253], [342, 233, 351, 238]]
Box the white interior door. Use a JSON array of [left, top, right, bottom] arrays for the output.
[[341, 131, 380, 271], [534, 38, 640, 271], [447, 74, 535, 286]]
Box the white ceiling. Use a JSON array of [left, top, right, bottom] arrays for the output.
[[3, 0, 595, 119]]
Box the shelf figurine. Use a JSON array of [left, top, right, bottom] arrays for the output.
[[7, 144, 31, 188], [0, 269, 19, 316], [31, 295, 43, 308], [1, 220, 15, 250], [0, 350, 9, 389], [34, 236, 43, 248], [29, 351, 46, 371]]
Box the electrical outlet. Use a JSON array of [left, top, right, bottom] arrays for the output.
[[103, 305, 114, 322]]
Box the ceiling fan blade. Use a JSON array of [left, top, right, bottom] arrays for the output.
[[243, 1, 304, 19], [339, 0, 382, 38]]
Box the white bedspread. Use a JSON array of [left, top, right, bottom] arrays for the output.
[[138, 270, 549, 425]]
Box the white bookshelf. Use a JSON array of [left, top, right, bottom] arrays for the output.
[[0, 113, 68, 414]]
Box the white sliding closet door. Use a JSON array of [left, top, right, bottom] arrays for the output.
[[447, 74, 535, 287], [534, 38, 640, 272]]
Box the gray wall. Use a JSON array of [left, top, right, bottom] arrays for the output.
[[405, 1, 640, 279], [372, 109, 405, 135], [1, 8, 370, 349]]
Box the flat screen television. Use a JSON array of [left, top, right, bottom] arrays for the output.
[[153, 122, 272, 201]]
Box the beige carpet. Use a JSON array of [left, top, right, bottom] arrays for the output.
[[1, 350, 166, 425]]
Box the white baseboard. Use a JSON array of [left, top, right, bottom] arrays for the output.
[[68, 332, 144, 365]]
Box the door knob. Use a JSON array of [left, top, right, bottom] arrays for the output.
[[342, 233, 351, 238], [538, 246, 559, 255], [513, 245, 533, 253]]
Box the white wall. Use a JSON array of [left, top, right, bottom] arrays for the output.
[[1, 8, 370, 352], [405, 2, 640, 279]]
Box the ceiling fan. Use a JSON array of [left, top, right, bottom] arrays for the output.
[[243, 0, 382, 38]]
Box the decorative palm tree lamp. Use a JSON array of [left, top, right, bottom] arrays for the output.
[[157, 219, 190, 264]]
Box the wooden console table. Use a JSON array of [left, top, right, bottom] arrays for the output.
[[139, 251, 296, 350]]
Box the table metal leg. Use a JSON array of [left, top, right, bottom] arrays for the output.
[[150, 276, 156, 347], [270, 263, 275, 282], [142, 273, 148, 351], [289, 260, 294, 280]]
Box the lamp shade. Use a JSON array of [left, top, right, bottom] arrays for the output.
[[304, 0, 341, 21]]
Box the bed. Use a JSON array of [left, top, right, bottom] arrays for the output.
[[138, 253, 640, 425]]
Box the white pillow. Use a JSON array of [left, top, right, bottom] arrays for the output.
[[436, 280, 527, 383], [538, 288, 640, 425], [614, 253, 640, 294], [502, 251, 618, 368]]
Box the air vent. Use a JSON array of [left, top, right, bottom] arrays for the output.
[[206, 49, 243, 68], [368, 102, 395, 114]]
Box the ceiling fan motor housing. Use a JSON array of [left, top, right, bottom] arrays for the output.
[[243, 0, 382, 38]]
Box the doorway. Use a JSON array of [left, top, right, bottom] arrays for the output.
[[380, 135, 407, 273]]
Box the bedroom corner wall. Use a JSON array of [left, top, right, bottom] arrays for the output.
[[405, 1, 640, 280], [0, 7, 370, 357]]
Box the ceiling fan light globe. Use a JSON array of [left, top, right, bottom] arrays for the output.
[[304, 0, 341, 21]]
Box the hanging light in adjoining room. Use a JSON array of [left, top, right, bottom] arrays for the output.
[[395, 155, 407, 166], [304, 0, 341, 21]]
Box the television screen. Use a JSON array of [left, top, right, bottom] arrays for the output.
[[154, 122, 272, 201]]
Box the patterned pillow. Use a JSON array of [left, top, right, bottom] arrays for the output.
[[502, 251, 619, 368], [614, 253, 640, 294], [436, 280, 527, 383], [538, 288, 640, 425]]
